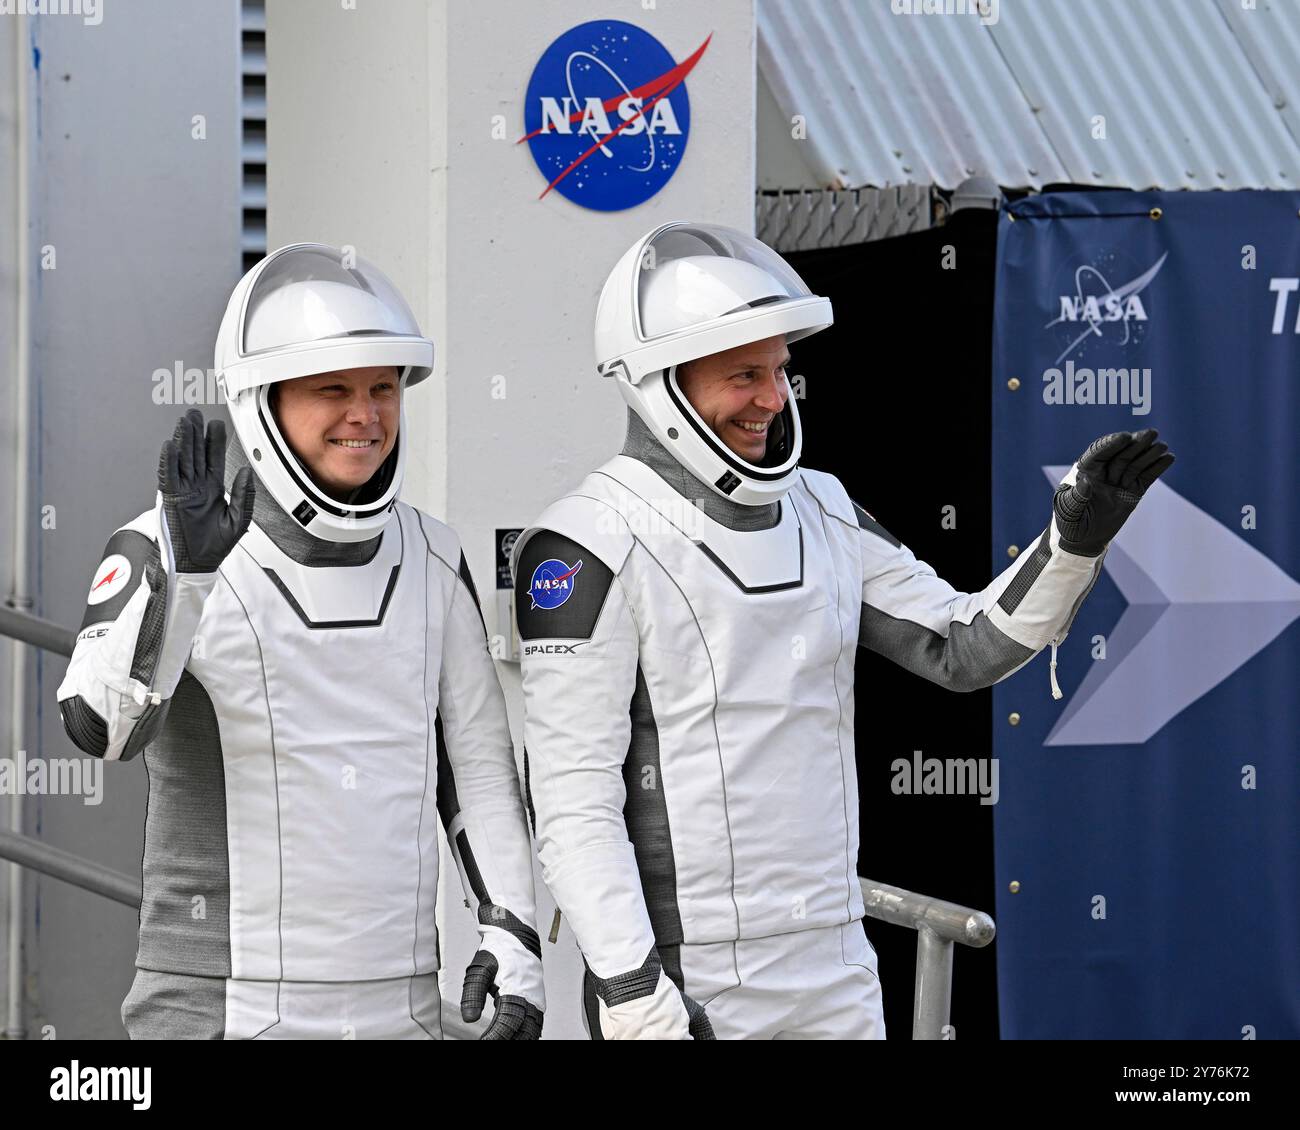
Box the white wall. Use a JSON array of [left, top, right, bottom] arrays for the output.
[[268, 0, 756, 1038]]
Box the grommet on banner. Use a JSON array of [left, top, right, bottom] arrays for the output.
[[1009, 881, 1021, 894], [1149, 207, 1163, 220], [1007, 377, 1021, 391]]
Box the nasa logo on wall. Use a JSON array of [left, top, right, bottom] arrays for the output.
[[520, 20, 711, 211]]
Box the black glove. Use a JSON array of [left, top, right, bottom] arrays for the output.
[[157, 409, 255, 573], [1053, 428, 1175, 557], [461, 949, 544, 1041]]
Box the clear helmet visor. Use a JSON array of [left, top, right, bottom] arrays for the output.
[[636, 223, 815, 341], [241, 246, 424, 357]]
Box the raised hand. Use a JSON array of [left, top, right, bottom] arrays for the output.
[[157, 409, 255, 573], [1053, 428, 1175, 557]]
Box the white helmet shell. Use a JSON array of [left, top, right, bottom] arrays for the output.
[[594, 222, 832, 506], [214, 244, 434, 543]]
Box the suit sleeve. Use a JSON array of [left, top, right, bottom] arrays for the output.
[[435, 548, 544, 1009], [56, 496, 218, 760], [514, 528, 657, 982], [855, 466, 1106, 695]]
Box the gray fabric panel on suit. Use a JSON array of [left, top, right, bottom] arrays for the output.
[[128, 543, 167, 685], [622, 409, 779, 532], [121, 968, 226, 1040], [858, 604, 1035, 693], [121, 699, 170, 763], [581, 968, 604, 1041], [851, 500, 902, 549], [433, 712, 460, 828], [59, 695, 109, 758], [622, 667, 684, 946], [658, 943, 685, 994], [135, 670, 233, 977], [588, 950, 661, 1005], [997, 527, 1053, 616]]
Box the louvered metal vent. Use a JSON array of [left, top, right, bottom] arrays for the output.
[[241, 0, 266, 270]]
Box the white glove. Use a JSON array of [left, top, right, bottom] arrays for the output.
[[590, 951, 715, 1040]]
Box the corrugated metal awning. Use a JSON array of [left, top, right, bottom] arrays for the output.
[[757, 0, 1300, 191]]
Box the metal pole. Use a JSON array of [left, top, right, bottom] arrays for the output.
[[913, 924, 955, 1040], [0, 830, 141, 910], [0, 606, 75, 658], [860, 878, 995, 1040], [860, 878, 996, 946], [6, 7, 35, 1043]]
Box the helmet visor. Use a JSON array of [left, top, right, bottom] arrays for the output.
[[636, 223, 814, 341], [241, 246, 424, 357]]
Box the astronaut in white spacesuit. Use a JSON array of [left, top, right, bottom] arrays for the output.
[[512, 222, 1174, 1040], [58, 244, 544, 1040]]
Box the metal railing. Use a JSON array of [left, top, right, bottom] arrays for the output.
[[1, 606, 996, 1040], [860, 877, 996, 1040], [0, 828, 139, 908], [0, 826, 478, 1040], [0, 604, 74, 658]]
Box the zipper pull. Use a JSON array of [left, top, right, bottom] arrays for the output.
[[1049, 638, 1063, 700]]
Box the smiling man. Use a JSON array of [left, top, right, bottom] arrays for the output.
[[512, 221, 1174, 1040], [271, 365, 401, 494], [57, 244, 544, 1040]]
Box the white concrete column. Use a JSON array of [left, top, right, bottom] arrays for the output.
[[268, 0, 756, 1038]]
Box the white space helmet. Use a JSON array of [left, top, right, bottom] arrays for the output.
[[214, 244, 434, 542], [595, 222, 832, 505]]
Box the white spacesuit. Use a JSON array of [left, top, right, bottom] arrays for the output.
[[58, 245, 544, 1039], [513, 222, 1172, 1039]]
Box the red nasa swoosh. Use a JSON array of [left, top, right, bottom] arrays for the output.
[[517, 34, 712, 199], [547, 561, 583, 584], [91, 567, 119, 592]]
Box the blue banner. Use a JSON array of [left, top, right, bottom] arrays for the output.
[[991, 190, 1300, 1039]]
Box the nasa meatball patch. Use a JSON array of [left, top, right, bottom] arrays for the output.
[[515, 531, 614, 643], [528, 558, 584, 611]]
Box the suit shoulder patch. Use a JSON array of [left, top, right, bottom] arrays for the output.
[[515, 529, 615, 643]]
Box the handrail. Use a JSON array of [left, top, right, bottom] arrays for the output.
[[0, 841, 992, 1041], [0, 605, 75, 658], [0, 828, 140, 907], [0, 828, 480, 1040], [859, 877, 996, 1040]]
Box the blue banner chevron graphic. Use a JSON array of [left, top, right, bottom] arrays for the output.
[[991, 190, 1300, 1039]]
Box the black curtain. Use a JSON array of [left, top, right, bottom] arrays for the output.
[[788, 208, 1002, 1039]]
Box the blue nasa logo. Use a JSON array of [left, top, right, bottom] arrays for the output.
[[528, 558, 585, 610], [520, 20, 710, 211]]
